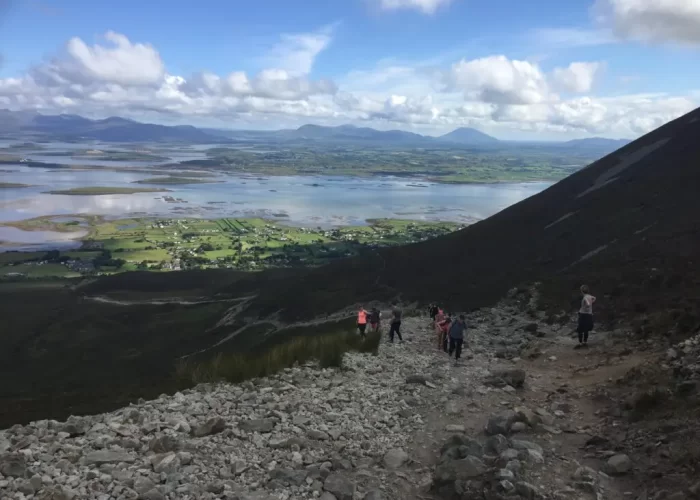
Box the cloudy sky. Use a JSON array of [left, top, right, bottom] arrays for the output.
[[0, 0, 699, 140]]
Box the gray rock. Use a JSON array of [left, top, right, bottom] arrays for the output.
[[17, 479, 36, 495], [0, 453, 27, 477], [149, 435, 180, 453], [516, 481, 540, 499], [192, 417, 226, 437], [84, 450, 135, 466], [510, 422, 528, 433], [511, 439, 543, 455], [150, 452, 180, 473], [524, 449, 545, 464], [606, 454, 632, 475], [319, 493, 338, 500], [36, 486, 77, 500], [486, 411, 516, 436], [134, 478, 157, 494], [239, 419, 275, 433], [498, 468, 515, 481], [441, 435, 483, 459], [364, 490, 385, 500], [486, 435, 510, 455], [445, 424, 465, 432], [307, 429, 330, 440], [139, 489, 166, 500], [486, 368, 526, 388], [383, 448, 409, 469], [324, 473, 355, 500], [405, 374, 428, 385], [434, 456, 487, 482], [270, 468, 308, 486]]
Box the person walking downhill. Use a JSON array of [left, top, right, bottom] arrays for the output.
[[448, 314, 467, 366], [575, 285, 596, 349], [437, 312, 452, 352], [369, 307, 381, 334], [357, 306, 369, 339], [389, 302, 403, 343]]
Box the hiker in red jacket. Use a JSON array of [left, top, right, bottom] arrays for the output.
[[357, 306, 369, 338], [437, 312, 452, 353]]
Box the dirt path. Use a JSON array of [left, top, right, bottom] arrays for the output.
[[386, 309, 649, 499]]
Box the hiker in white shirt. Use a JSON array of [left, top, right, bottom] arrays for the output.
[[576, 285, 596, 349]]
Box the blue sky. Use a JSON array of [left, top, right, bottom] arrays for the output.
[[1, 0, 699, 139]]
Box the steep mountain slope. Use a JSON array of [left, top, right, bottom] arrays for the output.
[[230, 107, 700, 333], [438, 127, 500, 145]]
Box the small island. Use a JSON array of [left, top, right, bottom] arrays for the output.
[[0, 182, 32, 189], [44, 187, 170, 196], [133, 176, 221, 185]]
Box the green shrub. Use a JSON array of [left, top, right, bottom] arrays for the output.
[[175, 329, 382, 386]]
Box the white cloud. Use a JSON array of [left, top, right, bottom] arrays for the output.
[[444, 55, 551, 105], [49, 31, 165, 86], [594, 0, 700, 45], [262, 25, 334, 75], [377, 0, 454, 14], [530, 27, 615, 48], [552, 62, 603, 93], [0, 31, 697, 140]]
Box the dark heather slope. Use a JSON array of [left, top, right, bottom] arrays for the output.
[[232, 106, 700, 331]]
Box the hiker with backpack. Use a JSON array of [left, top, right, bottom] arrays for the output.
[[575, 285, 596, 349], [448, 314, 467, 365], [389, 302, 403, 343]]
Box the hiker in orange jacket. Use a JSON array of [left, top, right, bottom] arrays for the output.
[[357, 306, 369, 338]]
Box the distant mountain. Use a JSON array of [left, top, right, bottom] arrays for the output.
[[438, 127, 500, 145], [0, 109, 225, 143], [563, 137, 631, 149], [282, 124, 431, 144]]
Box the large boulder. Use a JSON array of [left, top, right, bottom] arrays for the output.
[[606, 454, 632, 475], [383, 448, 409, 469], [486, 411, 516, 436], [485, 368, 526, 388], [0, 453, 27, 478], [434, 456, 487, 483], [238, 419, 275, 433], [192, 417, 227, 437], [323, 473, 355, 500]]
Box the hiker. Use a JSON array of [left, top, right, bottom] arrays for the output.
[[437, 312, 452, 352], [448, 314, 467, 365], [576, 285, 596, 349], [389, 302, 403, 343], [429, 304, 439, 321], [369, 307, 381, 333], [357, 306, 369, 338]]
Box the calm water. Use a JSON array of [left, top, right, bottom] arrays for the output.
[[0, 142, 554, 249]]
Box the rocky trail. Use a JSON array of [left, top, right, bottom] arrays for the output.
[[1, 298, 696, 500]]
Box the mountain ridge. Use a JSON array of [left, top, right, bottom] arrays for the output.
[[1, 108, 633, 149]]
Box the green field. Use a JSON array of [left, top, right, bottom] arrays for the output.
[[0, 182, 31, 188], [44, 187, 169, 195], [0, 216, 463, 279]]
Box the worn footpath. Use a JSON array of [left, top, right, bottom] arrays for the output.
[[0, 301, 661, 500]]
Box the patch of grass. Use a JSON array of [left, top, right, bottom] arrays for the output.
[[175, 329, 381, 386], [0, 182, 31, 188], [44, 187, 170, 195]]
